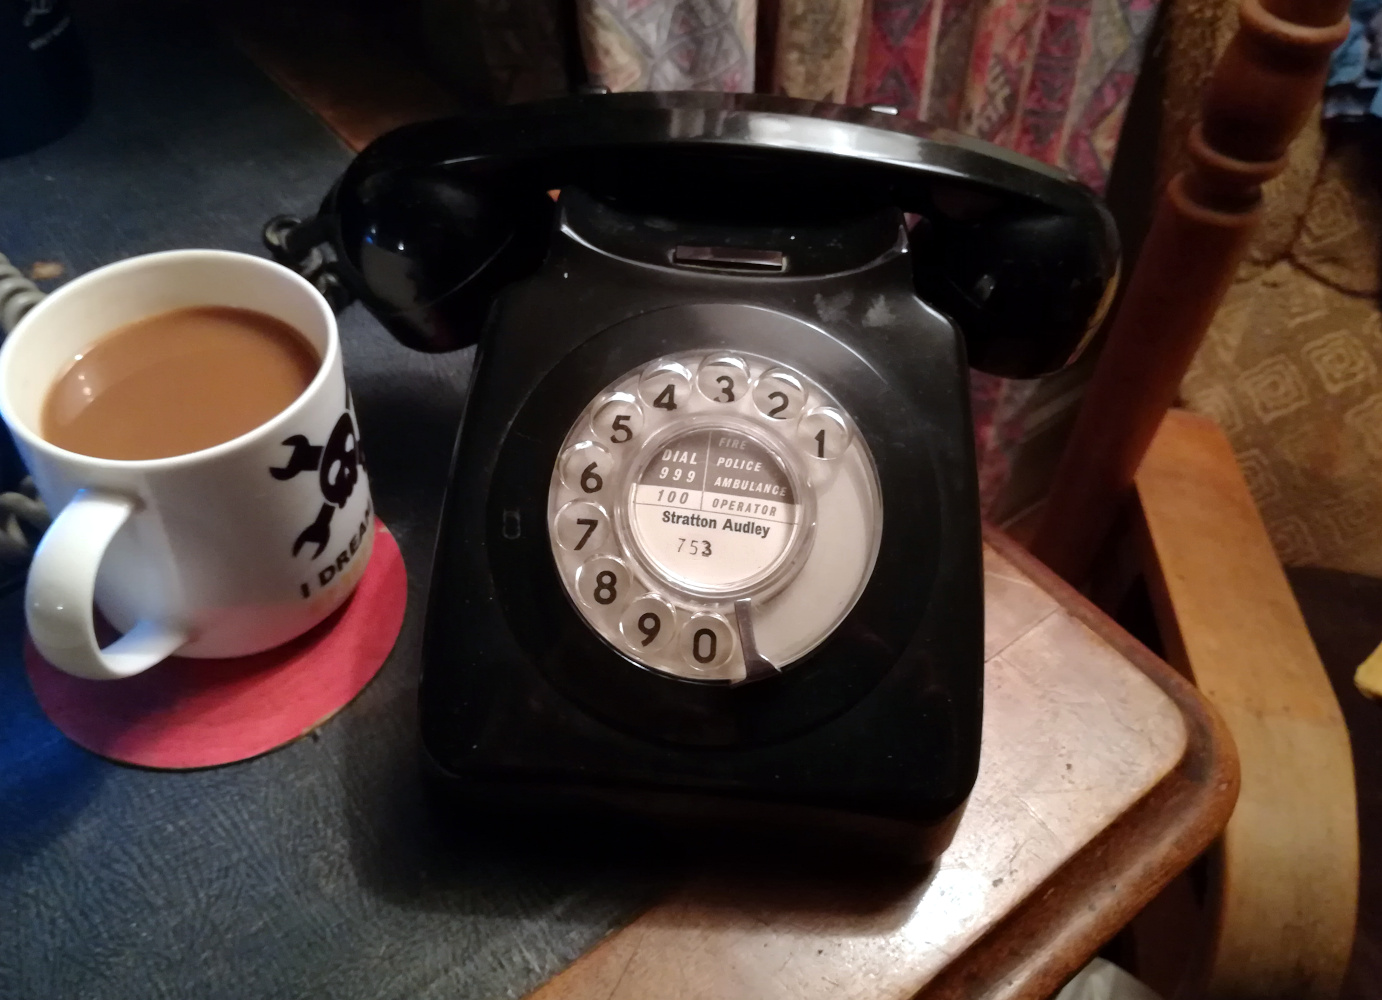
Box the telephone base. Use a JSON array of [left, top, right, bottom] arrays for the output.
[[423, 763, 968, 868]]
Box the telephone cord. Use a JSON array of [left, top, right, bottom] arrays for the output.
[[0, 253, 45, 336], [0, 252, 50, 572]]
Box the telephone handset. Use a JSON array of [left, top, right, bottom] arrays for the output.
[[268, 93, 1118, 859]]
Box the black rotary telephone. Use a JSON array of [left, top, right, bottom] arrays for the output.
[[266, 92, 1118, 861]]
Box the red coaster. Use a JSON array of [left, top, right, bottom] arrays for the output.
[[25, 519, 406, 770]]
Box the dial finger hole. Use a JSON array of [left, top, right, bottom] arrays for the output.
[[592, 392, 643, 447], [619, 595, 676, 653], [639, 360, 692, 413], [696, 355, 749, 405], [681, 613, 734, 671], [554, 500, 609, 552], [575, 555, 628, 612], [560, 441, 613, 494], [752, 368, 806, 421], [798, 406, 850, 459]]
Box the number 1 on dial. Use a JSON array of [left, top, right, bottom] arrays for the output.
[[798, 408, 849, 460]]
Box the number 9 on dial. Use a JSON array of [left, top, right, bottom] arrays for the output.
[[619, 595, 676, 652]]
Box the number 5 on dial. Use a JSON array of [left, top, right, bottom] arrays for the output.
[[594, 393, 642, 446]]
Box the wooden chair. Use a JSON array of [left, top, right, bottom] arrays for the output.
[[1029, 0, 1360, 994]]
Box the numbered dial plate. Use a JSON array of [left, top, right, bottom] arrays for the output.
[[548, 351, 882, 682], [630, 427, 800, 594]]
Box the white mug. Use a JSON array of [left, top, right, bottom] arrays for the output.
[[0, 250, 374, 680]]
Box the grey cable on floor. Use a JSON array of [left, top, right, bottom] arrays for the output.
[[0, 252, 45, 335], [0, 253, 50, 569]]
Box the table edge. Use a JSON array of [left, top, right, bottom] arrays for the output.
[[523, 528, 1240, 1000], [917, 527, 1240, 1000]]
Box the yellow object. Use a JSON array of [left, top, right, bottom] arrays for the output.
[[1356, 642, 1382, 700]]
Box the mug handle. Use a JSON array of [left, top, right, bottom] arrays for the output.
[[26, 489, 188, 680]]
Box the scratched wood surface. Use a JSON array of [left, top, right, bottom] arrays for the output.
[[526, 531, 1237, 1000]]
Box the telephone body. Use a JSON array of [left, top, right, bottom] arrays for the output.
[[267, 93, 1118, 860]]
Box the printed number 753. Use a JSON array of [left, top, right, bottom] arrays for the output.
[[677, 538, 712, 557]]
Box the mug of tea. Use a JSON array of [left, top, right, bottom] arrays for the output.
[[0, 249, 374, 680]]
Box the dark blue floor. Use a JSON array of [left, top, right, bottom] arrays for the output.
[[0, 4, 662, 997]]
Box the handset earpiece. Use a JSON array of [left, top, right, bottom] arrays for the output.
[[327, 162, 554, 352], [909, 181, 1120, 379]]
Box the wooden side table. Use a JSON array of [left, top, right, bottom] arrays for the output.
[[527, 529, 1238, 1000]]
